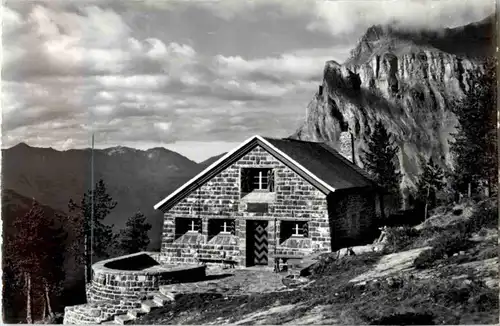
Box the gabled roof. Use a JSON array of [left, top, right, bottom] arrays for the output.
[[263, 137, 375, 190], [154, 135, 376, 212]]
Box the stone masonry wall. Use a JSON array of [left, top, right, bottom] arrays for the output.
[[161, 145, 331, 266], [327, 189, 377, 250], [87, 256, 206, 301], [63, 300, 139, 324], [63, 253, 206, 324]]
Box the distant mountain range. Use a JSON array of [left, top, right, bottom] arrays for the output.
[[2, 143, 223, 249]]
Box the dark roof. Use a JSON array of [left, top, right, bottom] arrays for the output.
[[155, 135, 377, 211], [263, 137, 375, 190]]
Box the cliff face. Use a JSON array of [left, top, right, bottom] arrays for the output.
[[293, 15, 496, 198]]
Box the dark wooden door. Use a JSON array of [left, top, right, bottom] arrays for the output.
[[246, 220, 268, 266]]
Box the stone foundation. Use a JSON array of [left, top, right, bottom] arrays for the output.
[[64, 300, 139, 324]]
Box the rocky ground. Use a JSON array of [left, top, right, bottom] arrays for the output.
[[136, 199, 498, 325], [160, 268, 287, 297]]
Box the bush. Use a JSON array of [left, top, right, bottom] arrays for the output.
[[384, 226, 420, 252], [465, 201, 497, 233], [307, 252, 382, 278], [431, 229, 473, 256], [414, 249, 443, 269], [414, 225, 475, 269]]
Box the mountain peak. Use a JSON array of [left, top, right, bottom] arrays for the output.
[[346, 15, 495, 66], [104, 146, 137, 156], [11, 142, 31, 149]]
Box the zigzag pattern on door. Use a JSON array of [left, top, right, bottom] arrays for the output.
[[253, 222, 268, 265]]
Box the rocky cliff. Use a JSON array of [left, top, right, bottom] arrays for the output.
[[293, 15, 496, 200]]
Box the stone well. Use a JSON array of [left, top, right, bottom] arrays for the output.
[[64, 251, 206, 324]]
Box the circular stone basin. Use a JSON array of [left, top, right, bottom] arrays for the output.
[[89, 252, 206, 303]]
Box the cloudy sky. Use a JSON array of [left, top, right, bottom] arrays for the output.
[[1, 0, 494, 162]]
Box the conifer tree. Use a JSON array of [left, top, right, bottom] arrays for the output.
[[450, 58, 497, 197], [361, 120, 401, 213], [118, 211, 152, 254], [11, 201, 46, 323], [38, 213, 67, 319], [415, 158, 446, 218], [69, 179, 117, 283], [8, 201, 67, 323]]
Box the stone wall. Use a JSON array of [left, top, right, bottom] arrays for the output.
[[88, 253, 202, 302], [63, 252, 206, 324], [327, 189, 378, 250], [161, 145, 331, 265], [63, 300, 139, 324]]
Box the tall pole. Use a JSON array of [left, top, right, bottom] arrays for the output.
[[90, 133, 95, 281]]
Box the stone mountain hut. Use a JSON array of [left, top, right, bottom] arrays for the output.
[[154, 135, 381, 267]]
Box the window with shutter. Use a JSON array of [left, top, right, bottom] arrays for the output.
[[279, 221, 308, 243], [175, 218, 202, 239], [241, 168, 275, 194], [208, 219, 236, 239]]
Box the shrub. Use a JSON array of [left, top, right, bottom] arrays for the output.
[[431, 229, 473, 256], [414, 225, 475, 269], [307, 252, 382, 278], [465, 201, 497, 233], [414, 249, 443, 269], [384, 226, 420, 252]]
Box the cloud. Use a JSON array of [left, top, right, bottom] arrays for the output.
[[191, 0, 493, 35], [306, 0, 494, 35], [213, 46, 350, 83], [2, 4, 199, 80], [2, 0, 494, 161]]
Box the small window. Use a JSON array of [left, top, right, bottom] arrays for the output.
[[208, 219, 235, 239], [241, 168, 275, 194], [175, 218, 202, 238], [280, 221, 308, 243]]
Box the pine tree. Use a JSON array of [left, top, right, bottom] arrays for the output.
[[361, 120, 402, 214], [68, 179, 117, 283], [415, 158, 446, 218], [8, 201, 68, 323], [450, 58, 497, 197], [10, 201, 44, 324], [38, 213, 67, 319], [118, 211, 152, 255]]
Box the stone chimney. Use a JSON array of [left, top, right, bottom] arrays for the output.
[[339, 131, 356, 165]]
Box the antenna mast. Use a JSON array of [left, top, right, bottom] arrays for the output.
[[90, 133, 95, 279]]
